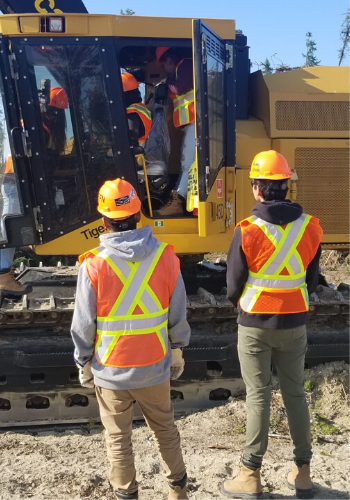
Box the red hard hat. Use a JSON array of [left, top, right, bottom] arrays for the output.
[[97, 178, 141, 219], [156, 46, 170, 66], [49, 87, 68, 109], [249, 150, 293, 180], [121, 72, 139, 92]]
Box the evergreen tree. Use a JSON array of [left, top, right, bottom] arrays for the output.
[[303, 32, 321, 67], [261, 58, 273, 74], [339, 8, 350, 66], [120, 8, 135, 15]]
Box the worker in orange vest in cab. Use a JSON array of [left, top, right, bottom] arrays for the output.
[[41, 87, 68, 153], [222, 151, 323, 500], [71, 178, 190, 500], [153, 47, 195, 217], [122, 72, 152, 149], [0, 155, 32, 296]]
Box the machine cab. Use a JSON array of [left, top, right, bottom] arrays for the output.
[[0, 14, 237, 256]]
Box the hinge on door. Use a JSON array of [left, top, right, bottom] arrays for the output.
[[225, 43, 233, 70], [225, 201, 233, 227], [33, 207, 44, 234], [201, 33, 207, 64], [205, 165, 210, 195], [9, 54, 19, 80]]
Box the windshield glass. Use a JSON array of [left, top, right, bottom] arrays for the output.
[[25, 44, 118, 232]]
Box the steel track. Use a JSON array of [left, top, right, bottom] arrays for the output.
[[0, 265, 349, 427]]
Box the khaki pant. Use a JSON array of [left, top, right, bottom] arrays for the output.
[[95, 379, 186, 496], [238, 324, 312, 466]]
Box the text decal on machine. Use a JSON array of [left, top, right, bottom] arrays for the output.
[[81, 225, 107, 240]]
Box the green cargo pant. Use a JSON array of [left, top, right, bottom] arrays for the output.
[[238, 324, 312, 466]]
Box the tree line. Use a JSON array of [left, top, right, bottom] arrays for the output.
[[259, 8, 349, 74]]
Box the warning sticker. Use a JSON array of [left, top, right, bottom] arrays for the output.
[[216, 179, 223, 199], [154, 221, 164, 227]]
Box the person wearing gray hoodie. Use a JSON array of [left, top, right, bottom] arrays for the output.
[[71, 178, 190, 500]]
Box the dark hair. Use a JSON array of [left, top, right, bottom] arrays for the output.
[[124, 88, 142, 107], [104, 214, 138, 232], [251, 179, 289, 201]]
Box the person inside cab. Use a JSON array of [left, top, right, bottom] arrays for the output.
[[153, 47, 195, 217], [41, 86, 68, 154], [121, 72, 152, 148]]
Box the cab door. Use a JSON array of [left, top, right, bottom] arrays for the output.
[[11, 36, 137, 244], [192, 19, 235, 237], [0, 36, 39, 249]]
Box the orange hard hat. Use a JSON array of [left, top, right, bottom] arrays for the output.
[[121, 72, 139, 92], [49, 87, 68, 109], [156, 46, 170, 66], [249, 150, 293, 180], [97, 178, 141, 219]]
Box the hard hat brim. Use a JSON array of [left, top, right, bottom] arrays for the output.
[[98, 201, 141, 219], [249, 172, 294, 180]]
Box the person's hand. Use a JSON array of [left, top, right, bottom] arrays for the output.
[[170, 348, 185, 380], [78, 361, 94, 388]]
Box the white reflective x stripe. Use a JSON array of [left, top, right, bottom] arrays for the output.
[[97, 311, 169, 331], [93, 247, 132, 280], [111, 242, 166, 316], [141, 287, 161, 314], [246, 274, 306, 289], [251, 217, 284, 246], [261, 215, 308, 275]]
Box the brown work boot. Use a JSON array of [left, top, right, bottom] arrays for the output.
[[287, 463, 314, 499], [153, 191, 185, 217], [0, 268, 32, 296], [221, 464, 263, 499], [168, 474, 188, 499], [168, 484, 188, 499]]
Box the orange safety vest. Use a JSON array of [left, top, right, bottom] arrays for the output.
[[238, 214, 323, 314], [127, 103, 152, 143], [168, 58, 195, 128], [79, 241, 180, 368], [4, 156, 14, 174]]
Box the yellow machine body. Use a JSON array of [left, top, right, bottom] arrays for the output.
[[0, 14, 348, 256]]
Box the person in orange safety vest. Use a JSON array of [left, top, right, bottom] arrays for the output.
[[222, 151, 323, 500], [41, 86, 68, 153], [71, 178, 190, 500], [153, 47, 195, 216], [121, 72, 152, 149]]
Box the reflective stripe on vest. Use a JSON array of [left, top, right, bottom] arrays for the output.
[[89, 242, 169, 367], [43, 122, 54, 149], [239, 214, 312, 314], [127, 103, 152, 142], [169, 59, 195, 128]]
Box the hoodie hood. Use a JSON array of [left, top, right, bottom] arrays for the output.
[[252, 199, 303, 225], [99, 225, 158, 261]]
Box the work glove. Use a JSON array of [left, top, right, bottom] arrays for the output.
[[170, 348, 185, 380], [78, 361, 94, 388]]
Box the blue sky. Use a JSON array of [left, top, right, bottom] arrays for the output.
[[84, 0, 349, 69]]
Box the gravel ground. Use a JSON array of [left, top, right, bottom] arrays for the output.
[[0, 251, 348, 500]]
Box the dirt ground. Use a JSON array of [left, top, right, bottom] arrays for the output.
[[0, 361, 349, 500], [0, 250, 349, 500]]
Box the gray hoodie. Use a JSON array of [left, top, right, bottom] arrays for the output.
[[71, 225, 191, 390]]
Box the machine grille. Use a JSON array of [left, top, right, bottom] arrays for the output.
[[295, 148, 349, 235], [276, 101, 350, 131]]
